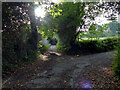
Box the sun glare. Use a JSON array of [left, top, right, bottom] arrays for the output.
[[35, 1, 39, 4], [95, 15, 112, 25], [35, 6, 46, 18], [51, 0, 60, 3]]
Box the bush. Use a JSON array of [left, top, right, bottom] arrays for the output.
[[112, 44, 120, 77], [48, 37, 57, 45], [56, 42, 67, 51], [38, 43, 51, 54], [2, 47, 38, 73], [66, 37, 119, 55]]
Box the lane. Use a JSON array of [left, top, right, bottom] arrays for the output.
[[3, 50, 116, 88], [25, 51, 116, 88], [48, 45, 57, 51]]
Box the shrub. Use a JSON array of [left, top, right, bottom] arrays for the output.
[[56, 42, 67, 51], [112, 44, 120, 77], [38, 43, 51, 54], [66, 37, 119, 55]]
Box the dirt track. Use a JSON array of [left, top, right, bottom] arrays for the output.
[[3, 50, 118, 88]]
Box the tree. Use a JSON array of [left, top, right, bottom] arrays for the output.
[[2, 2, 39, 72], [47, 2, 113, 51], [35, 1, 119, 52], [111, 1, 120, 77], [27, 3, 38, 51]]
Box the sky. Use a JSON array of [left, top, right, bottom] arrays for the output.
[[50, 0, 120, 25], [95, 13, 119, 25], [95, 15, 112, 25], [34, 1, 119, 25]]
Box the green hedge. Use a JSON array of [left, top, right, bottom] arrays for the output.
[[112, 43, 120, 77], [66, 37, 119, 55], [113, 46, 120, 77]]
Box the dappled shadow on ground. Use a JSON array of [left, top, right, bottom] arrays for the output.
[[40, 51, 61, 61], [77, 65, 118, 88], [2, 50, 62, 88], [2, 51, 120, 88]]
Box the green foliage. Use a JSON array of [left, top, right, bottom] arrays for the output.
[[2, 2, 119, 75], [111, 2, 120, 82], [38, 43, 51, 54], [112, 45, 120, 76], [37, 12, 58, 39], [47, 2, 113, 51], [50, 2, 86, 49], [112, 31, 120, 77], [78, 21, 120, 39], [87, 24, 103, 39], [37, 2, 119, 52], [56, 42, 67, 51], [66, 37, 119, 55], [102, 21, 120, 37], [2, 2, 40, 73]]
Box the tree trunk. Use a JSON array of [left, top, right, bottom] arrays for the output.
[[70, 22, 84, 46], [28, 3, 38, 50]]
